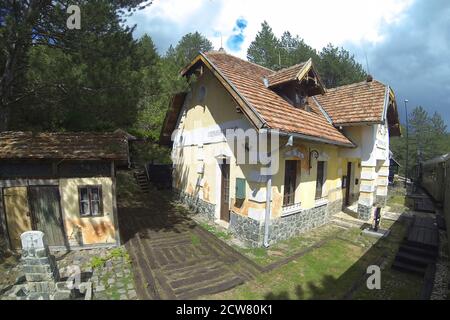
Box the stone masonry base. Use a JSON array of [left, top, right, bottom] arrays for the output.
[[375, 195, 387, 207], [357, 203, 372, 221], [229, 199, 343, 248], [175, 190, 216, 222], [175, 189, 345, 248]]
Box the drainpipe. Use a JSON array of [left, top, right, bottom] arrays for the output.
[[263, 175, 272, 248]]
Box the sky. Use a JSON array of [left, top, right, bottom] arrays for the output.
[[129, 0, 450, 128]]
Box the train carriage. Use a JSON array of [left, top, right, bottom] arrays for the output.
[[420, 153, 449, 203]]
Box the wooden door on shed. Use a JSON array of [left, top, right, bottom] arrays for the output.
[[28, 186, 66, 247], [3, 187, 32, 249]]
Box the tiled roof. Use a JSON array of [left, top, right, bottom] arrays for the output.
[[0, 131, 129, 162], [315, 80, 387, 125], [267, 62, 307, 87], [204, 52, 354, 146]]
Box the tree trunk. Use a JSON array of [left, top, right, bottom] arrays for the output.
[[0, 105, 9, 132]]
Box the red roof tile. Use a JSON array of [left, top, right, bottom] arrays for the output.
[[204, 52, 353, 146], [315, 80, 387, 125], [0, 131, 129, 162], [267, 62, 307, 87]]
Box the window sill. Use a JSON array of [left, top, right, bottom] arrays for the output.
[[314, 198, 328, 207], [281, 203, 302, 216]]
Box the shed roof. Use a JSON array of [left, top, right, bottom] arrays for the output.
[[0, 131, 129, 163]]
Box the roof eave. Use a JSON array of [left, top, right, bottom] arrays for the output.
[[159, 92, 188, 146], [277, 130, 355, 148], [334, 120, 383, 127]]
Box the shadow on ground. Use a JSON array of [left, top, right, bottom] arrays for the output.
[[260, 216, 426, 300]]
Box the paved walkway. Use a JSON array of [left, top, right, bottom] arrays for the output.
[[118, 200, 262, 300]]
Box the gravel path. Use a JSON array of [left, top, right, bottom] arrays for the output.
[[430, 229, 449, 300]]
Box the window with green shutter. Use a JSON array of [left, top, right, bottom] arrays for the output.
[[235, 178, 246, 200]]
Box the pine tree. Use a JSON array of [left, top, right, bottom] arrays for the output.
[[174, 32, 213, 68], [318, 44, 367, 88], [279, 32, 319, 68], [0, 0, 152, 131], [247, 21, 281, 70]]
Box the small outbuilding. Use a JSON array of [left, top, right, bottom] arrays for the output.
[[0, 131, 130, 250]]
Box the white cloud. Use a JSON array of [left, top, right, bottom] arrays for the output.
[[130, 0, 413, 57]]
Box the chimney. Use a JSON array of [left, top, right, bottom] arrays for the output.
[[366, 74, 373, 82]]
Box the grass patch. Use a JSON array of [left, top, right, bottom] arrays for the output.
[[386, 185, 414, 213], [89, 247, 131, 269], [190, 234, 201, 246], [199, 222, 232, 241], [388, 195, 406, 206], [234, 224, 344, 267], [204, 219, 423, 300], [208, 238, 366, 300]]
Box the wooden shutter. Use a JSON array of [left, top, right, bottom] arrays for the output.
[[235, 178, 246, 200]]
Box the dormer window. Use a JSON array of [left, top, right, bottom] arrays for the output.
[[266, 58, 324, 111]]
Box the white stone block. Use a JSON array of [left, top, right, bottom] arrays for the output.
[[360, 184, 375, 192], [376, 188, 388, 196], [378, 170, 389, 177], [360, 171, 376, 180], [21, 231, 46, 251]]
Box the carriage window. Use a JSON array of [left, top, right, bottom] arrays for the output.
[[78, 186, 103, 217]]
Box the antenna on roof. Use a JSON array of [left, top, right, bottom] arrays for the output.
[[363, 46, 371, 75], [363, 47, 373, 82], [218, 33, 225, 52]]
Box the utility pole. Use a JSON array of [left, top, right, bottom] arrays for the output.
[[404, 99, 409, 190]]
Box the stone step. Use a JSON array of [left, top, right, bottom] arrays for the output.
[[395, 251, 435, 268], [391, 260, 426, 276], [331, 218, 364, 229], [399, 244, 438, 259]]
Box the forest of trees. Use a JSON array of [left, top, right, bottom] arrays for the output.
[[390, 106, 450, 176], [1, 1, 448, 165], [247, 21, 367, 88]]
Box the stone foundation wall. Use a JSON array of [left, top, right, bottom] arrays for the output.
[[374, 195, 387, 207], [357, 203, 372, 221], [229, 200, 339, 247], [229, 212, 264, 248], [327, 199, 343, 216], [175, 190, 216, 222], [268, 203, 329, 244]]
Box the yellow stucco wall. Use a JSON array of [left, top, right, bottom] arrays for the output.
[[59, 177, 116, 245]]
